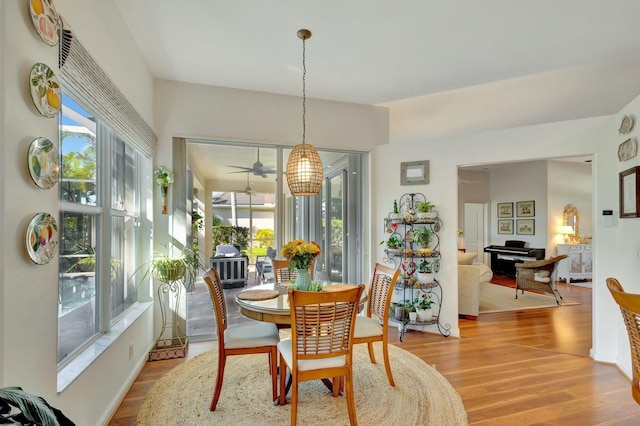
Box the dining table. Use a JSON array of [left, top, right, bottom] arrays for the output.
[[235, 282, 367, 327]]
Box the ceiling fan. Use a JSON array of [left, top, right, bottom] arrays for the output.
[[226, 147, 276, 178]]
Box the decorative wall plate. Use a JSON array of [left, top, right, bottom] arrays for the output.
[[618, 138, 638, 162], [26, 212, 58, 265], [619, 115, 634, 135], [29, 62, 61, 118], [28, 137, 59, 189], [29, 0, 60, 46]]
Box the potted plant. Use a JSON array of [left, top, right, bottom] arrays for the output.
[[389, 199, 401, 220], [381, 234, 404, 255], [405, 299, 418, 322], [415, 201, 436, 220], [0, 386, 75, 425], [135, 244, 204, 288], [416, 259, 434, 284], [415, 294, 433, 322], [413, 226, 433, 249]]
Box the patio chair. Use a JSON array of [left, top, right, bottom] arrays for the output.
[[203, 268, 280, 410], [277, 284, 365, 426], [606, 277, 640, 405], [255, 246, 276, 282], [515, 255, 567, 304], [353, 263, 400, 386]]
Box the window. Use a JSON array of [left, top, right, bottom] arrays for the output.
[[57, 94, 149, 364]]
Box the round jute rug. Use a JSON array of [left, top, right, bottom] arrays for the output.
[[136, 344, 468, 425]]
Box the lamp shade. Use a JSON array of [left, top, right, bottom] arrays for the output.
[[286, 143, 323, 195], [560, 225, 574, 235]]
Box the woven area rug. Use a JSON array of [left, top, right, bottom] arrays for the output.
[[136, 344, 468, 425], [480, 282, 579, 314]]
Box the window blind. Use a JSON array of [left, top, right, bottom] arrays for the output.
[[59, 24, 157, 157]]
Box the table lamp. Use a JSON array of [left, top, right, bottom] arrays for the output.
[[560, 225, 574, 243]]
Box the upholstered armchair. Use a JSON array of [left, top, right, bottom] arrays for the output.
[[515, 255, 567, 304]]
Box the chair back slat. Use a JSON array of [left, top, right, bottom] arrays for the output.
[[607, 277, 640, 405], [368, 263, 401, 321], [203, 269, 227, 339], [272, 258, 316, 283], [290, 285, 364, 361]]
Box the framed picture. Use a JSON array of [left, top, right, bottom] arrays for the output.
[[516, 219, 535, 235], [497, 219, 513, 234], [497, 202, 513, 218], [620, 166, 640, 218], [516, 200, 535, 217], [401, 160, 429, 185]]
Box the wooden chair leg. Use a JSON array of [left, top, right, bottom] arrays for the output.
[[279, 354, 287, 406], [366, 342, 377, 363], [345, 371, 358, 426], [270, 347, 278, 402], [381, 340, 395, 387], [291, 379, 298, 426], [210, 351, 226, 411]]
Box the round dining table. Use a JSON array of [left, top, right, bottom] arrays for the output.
[[235, 283, 367, 326]]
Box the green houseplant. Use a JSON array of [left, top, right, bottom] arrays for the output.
[[0, 386, 74, 425], [415, 201, 436, 220], [413, 227, 433, 248]]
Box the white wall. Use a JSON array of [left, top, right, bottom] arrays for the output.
[[489, 161, 548, 248], [1, 1, 155, 424], [376, 115, 612, 340]]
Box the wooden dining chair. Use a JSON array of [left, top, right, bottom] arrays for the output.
[[278, 284, 365, 426], [606, 277, 640, 405], [272, 259, 316, 284], [203, 268, 280, 410], [353, 263, 401, 386]]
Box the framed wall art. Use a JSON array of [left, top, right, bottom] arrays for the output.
[[400, 160, 429, 185], [497, 202, 513, 218], [516, 200, 535, 217], [497, 219, 513, 234], [516, 219, 535, 235], [620, 166, 640, 218]]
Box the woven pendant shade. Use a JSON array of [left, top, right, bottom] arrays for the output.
[[286, 28, 323, 196], [286, 143, 323, 195]]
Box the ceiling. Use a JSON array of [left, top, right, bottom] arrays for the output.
[[111, 1, 640, 183]]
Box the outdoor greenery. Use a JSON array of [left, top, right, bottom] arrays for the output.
[[211, 226, 249, 253], [255, 228, 274, 248]]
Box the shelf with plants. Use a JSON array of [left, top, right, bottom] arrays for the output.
[[382, 192, 450, 340]]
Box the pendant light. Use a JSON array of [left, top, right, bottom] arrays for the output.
[[286, 29, 323, 196]]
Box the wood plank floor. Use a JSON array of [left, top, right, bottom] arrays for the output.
[[108, 281, 640, 425]]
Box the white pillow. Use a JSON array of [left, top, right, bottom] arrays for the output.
[[533, 272, 551, 283], [457, 252, 478, 265]]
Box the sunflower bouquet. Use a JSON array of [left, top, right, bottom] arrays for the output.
[[281, 239, 321, 270]]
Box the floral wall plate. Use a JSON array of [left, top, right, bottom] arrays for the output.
[[26, 212, 58, 265], [28, 137, 59, 189], [29, 0, 60, 46], [29, 62, 61, 118]]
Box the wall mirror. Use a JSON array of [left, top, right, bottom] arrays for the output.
[[563, 204, 580, 243]]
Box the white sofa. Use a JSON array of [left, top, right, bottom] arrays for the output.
[[458, 252, 493, 319]]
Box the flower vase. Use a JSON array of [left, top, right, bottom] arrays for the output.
[[160, 186, 168, 214], [295, 268, 312, 291]]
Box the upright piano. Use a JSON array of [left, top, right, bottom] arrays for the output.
[[484, 240, 545, 277]]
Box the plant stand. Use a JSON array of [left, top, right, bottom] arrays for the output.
[[149, 280, 188, 361]]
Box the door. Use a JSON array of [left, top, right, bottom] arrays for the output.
[[463, 203, 487, 264], [323, 171, 347, 282]]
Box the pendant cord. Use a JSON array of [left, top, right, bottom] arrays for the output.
[[302, 36, 307, 146]]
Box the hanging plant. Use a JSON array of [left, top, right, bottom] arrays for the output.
[[153, 166, 174, 214]]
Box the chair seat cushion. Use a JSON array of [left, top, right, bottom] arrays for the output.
[[224, 322, 279, 349], [353, 316, 383, 338], [277, 339, 346, 372]]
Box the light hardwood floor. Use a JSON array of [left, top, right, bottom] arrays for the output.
[[108, 282, 640, 425]]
